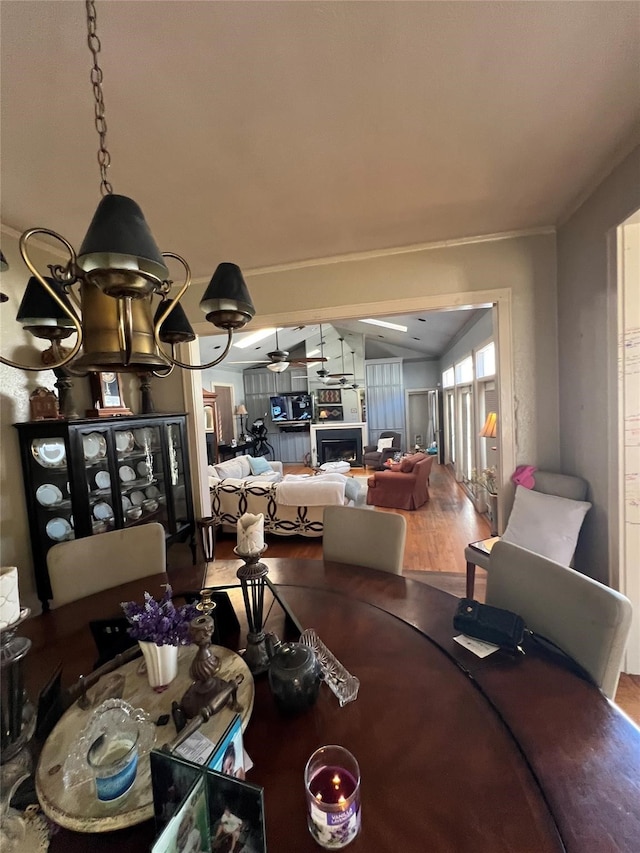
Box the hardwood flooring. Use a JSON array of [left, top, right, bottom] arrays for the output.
[[171, 460, 639, 726]]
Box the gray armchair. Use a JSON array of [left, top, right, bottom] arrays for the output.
[[363, 431, 402, 469]]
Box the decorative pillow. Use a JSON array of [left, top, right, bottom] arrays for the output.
[[502, 485, 591, 565], [213, 458, 244, 480], [387, 462, 402, 471], [400, 453, 424, 473], [248, 455, 272, 476], [376, 437, 394, 453]]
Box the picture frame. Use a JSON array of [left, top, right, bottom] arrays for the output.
[[88, 371, 132, 418], [317, 388, 342, 404]]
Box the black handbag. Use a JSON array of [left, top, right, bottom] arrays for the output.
[[453, 598, 525, 653]]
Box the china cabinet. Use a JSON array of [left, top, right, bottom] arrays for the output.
[[14, 414, 196, 610]]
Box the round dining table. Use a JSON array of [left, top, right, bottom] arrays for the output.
[[19, 557, 640, 852]]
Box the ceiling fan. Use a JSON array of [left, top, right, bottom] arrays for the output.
[[323, 338, 354, 384], [231, 328, 328, 372]]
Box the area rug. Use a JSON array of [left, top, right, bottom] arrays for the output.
[[403, 570, 486, 602]]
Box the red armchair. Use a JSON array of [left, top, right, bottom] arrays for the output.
[[366, 453, 434, 510]]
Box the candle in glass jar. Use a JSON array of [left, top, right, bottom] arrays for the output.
[[0, 566, 21, 628], [305, 746, 361, 849]]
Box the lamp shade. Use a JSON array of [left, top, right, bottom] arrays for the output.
[[236, 404, 248, 416], [480, 412, 497, 438], [266, 361, 288, 373], [16, 277, 75, 327], [153, 299, 196, 345], [200, 263, 255, 329], [77, 194, 169, 282]]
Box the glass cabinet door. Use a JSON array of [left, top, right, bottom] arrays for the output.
[[29, 433, 75, 546], [79, 427, 116, 535], [166, 421, 188, 533], [112, 424, 169, 531]]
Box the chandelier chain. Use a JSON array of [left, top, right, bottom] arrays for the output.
[[86, 0, 112, 196]]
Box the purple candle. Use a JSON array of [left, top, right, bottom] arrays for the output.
[[304, 746, 361, 849]]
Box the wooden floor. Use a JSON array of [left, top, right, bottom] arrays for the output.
[[172, 460, 639, 726], [208, 460, 493, 571]]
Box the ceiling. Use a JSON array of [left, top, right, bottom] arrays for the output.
[[1, 1, 638, 280], [199, 307, 489, 373]]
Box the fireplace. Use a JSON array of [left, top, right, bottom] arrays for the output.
[[315, 427, 364, 468], [321, 439, 358, 465]]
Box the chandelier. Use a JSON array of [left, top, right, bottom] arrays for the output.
[[0, 0, 255, 376]]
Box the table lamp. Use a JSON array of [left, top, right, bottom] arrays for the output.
[[236, 404, 248, 440]]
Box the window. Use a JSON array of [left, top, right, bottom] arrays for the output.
[[476, 342, 495, 379], [442, 367, 454, 388], [455, 356, 473, 385]]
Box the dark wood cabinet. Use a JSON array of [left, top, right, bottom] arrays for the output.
[[14, 413, 195, 610]]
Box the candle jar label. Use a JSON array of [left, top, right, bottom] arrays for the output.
[[308, 800, 361, 848]]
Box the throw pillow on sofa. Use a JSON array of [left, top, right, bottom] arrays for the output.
[[400, 453, 424, 473], [248, 455, 272, 476], [377, 437, 394, 452], [213, 458, 246, 480]]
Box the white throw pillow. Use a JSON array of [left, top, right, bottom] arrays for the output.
[[502, 486, 591, 565], [213, 458, 244, 480], [376, 437, 394, 452]]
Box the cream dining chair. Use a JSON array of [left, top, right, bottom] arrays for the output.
[[322, 505, 407, 574], [46, 522, 166, 607], [486, 541, 632, 699], [465, 470, 590, 598]]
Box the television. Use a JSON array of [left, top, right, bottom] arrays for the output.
[[270, 393, 313, 423]]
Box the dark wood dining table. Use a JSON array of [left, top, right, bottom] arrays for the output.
[[19, 558, 640, 852]]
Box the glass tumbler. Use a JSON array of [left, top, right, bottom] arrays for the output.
[[304, 745, 361, 849]]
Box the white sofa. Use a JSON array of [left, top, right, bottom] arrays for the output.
[[208, 455, 283, 487], [209, 471, 362, 537]]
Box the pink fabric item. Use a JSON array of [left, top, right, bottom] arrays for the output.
[[512, 465, 537, 489]]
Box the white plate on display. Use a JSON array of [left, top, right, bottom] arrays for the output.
[[46, 517, 72, 542], [31, 438, 66, 469], [83, 432, 107, 461], [136, 461, 149, 477], [121, 495, 132, 512], [119, 465, 136, 483], [145, 485, 161, 500], [93, 501, 113, 521], [133, 427, 155, 450], [36, 483, 63, 507], [95, 470, 111, 489], [115, 430, 135, 453], [130, 490, 146, 507]]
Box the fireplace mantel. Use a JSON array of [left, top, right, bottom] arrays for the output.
[[310, 422, 368, 468]]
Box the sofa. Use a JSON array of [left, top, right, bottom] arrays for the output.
[[366, 453, 434, 510], [210, 472, 363, 537], [208, 455, 283, 487]]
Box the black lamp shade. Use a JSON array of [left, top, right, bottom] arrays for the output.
[[199, 262, 255, 324], [16, 276, 74, 326], [77, 194, 169, 282], [154, 299, 196, 344]]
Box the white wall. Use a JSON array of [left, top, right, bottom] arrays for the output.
[[557, 144, 640, 583]]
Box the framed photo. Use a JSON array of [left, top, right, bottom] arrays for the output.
[[88, 371, 132, 417], [317, 388, 342, 404]]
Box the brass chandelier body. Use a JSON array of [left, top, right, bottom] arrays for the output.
[[1, 0, 254, 376]]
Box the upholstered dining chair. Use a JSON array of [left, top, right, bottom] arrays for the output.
[[363, 431, 402, 469], [486, 541, 632, 699], [322, 505, 407, 574], [465, 470, 590, 598], [46, 522, 166, 607]]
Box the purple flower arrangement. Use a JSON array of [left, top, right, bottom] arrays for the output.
[[120, 584, 198, 646]]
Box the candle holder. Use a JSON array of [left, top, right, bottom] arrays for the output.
[[304, 745, 361, 849], [0, 608, 35, 766], [234, 545, 270, 675]]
